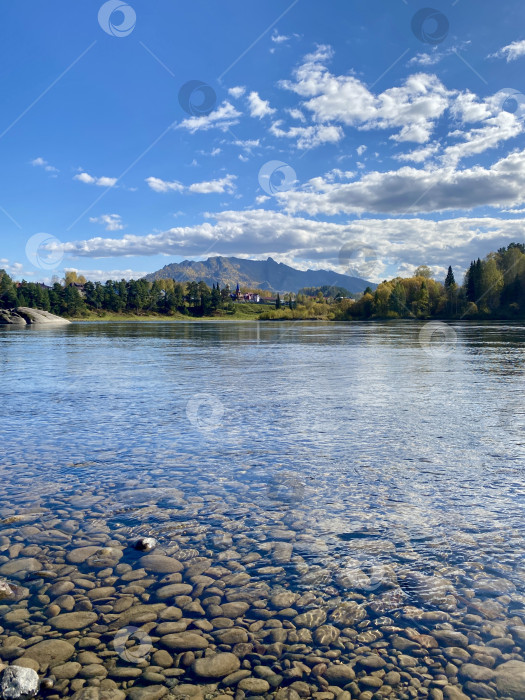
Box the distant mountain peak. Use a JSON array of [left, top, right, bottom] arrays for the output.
[[144, 256, 376, 294]]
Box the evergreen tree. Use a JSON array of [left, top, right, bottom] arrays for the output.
[[0, 271, 18, 308], [444, 266, 456, 288], [275, 293, 281, 309]]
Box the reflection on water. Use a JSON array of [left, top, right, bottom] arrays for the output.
[[0, 321, 524, 699]]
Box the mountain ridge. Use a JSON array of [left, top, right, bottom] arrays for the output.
[[144, 256, 376, 294]]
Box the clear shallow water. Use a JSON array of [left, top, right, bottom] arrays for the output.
[[0, 321, 525, 699]]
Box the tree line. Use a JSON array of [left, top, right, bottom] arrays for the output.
[[0, 271, 242, 317], [2, 243, 525, 320], [342, 244, 525, 320]]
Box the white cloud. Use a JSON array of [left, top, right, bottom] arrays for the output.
[[74, 172, 117, 187], [145, 177, 184, 193], [89, 214, 125, 231], [228, 86, 246, 99], [286, 108, 306, 122], [64, 268, 149, 282], [31, 157, 58, 174], [188, 174, 236, 194], [270, 120, 344, 149], [395, 143, 440, 163], [55, 209, 525, 283], [490, 39, 525, 62], [280, 46, 454, 144], [247, 91, 276, 118], [279, 148, 525, 216], [146, 175, 236, 195], [408, 52, 442, 67], [357, 145, 367, 156], [0, 258, 25, 277], [177, 102, 241, 132], [271, 30, 290, 44], [442, 112, 522, 166], [231, 139, 260, 153]]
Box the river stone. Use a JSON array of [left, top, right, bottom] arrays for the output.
[[458, 663, 495, 682], [53, 661, 82, 679], [0, 580, 14, 600], [238, 677, 271, 693], [270, 592, 299, 609], [139, 555, 183, 573], [161, 633, 208, 651], [495, 660, 525, 699], [66, 547, 100, 564], [155, 583, 193, 599], [24, 640, 75, 667], [134, 537, 157, 552], [323, 664, 356, 685], [192, 652, 241, 679], [0, 559, 42, 576], [214, 628, 249, 645], [433, 630, 469, 648], [314, 625, 340, 645], [220, 602, 250, 618], [113, 604, 164, 627], [356, 655, 387, 670], [171, 686, 203, 700], [0, 665, 39, 699], [49, 612, 97, 630], [48, 581, 75, 597], [329, 602, 366, 627], [293, 608, 327, 629]]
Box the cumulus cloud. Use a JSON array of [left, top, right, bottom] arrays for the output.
[[74, 172, 117, 187], [146, 175, 236, 195], [270, 121, 344, 149], [247, 92, 276, 118], [53, 209, 525, 283], [177, 101, 241, 132], [31, 157, 58, 174], [279, 149, 525, 216], [490, 39, 525, 62], [228, 86, 246, 99], [280, 46, 454, 144], [64, 268, 149, 282], [145, 177, 184, 193], [89, 214, 124, 231], [0, 258, 25, 276]]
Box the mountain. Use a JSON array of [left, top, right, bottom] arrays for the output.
[[144, 256, 376, 294]]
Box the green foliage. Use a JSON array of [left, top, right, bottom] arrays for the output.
[[3, 242, 525, 321], [298, 285, 354, 299]]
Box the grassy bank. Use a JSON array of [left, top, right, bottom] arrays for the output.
[[67, 303, 264, 322]]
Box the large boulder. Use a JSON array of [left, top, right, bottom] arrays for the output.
[[0, 665, 39, 699], [0, 307, 70, 325], [495, 660, 525, 699]]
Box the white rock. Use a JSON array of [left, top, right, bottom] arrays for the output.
[[1, 665, 40, 699]]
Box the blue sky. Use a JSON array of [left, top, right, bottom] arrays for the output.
[[1, 0, 525, 283]]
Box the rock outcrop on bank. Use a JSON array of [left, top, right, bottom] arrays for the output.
[[0, 307, 70, 325]]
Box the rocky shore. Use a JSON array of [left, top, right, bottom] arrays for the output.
[[0, 308, 70, 325], [0, 473, 524, 700]]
